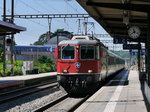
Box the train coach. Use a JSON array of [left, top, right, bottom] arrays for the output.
[[55, 36, 125, 94]]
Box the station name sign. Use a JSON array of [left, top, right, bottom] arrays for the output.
[[123, 44, 141, 50]]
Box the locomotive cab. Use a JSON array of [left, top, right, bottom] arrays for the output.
[[56, 36, 125, 94], [57, 36, 101, 94]]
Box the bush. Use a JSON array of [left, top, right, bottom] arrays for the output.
[[6, 70, 11, 76], [34, 56, 55, 73], [0, 56, 55, 77], [45, 67, 51, 72], [40, 68, 46, 73], [14, 67, 22, 75]]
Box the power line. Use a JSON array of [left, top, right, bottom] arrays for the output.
[[64, 0, 81, 14], [35, 1, 65, 29], [0, 3, 48, 29], [20, 1, 77, 32], [35, 2, 52, 14], [19, 0, 43, 13]]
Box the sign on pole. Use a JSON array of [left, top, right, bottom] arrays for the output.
[[123, 44, 141, 50], [23, 61, 33, 71], [113, 37, 127, 44], [130, 51, 146, 56]]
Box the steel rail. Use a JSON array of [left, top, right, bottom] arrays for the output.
[[33, 94, 90, 112], [33, 94, 68, 112], [0, 81, 58, 105], [0, 79, 57, 97], [34, 69, 128, 112]]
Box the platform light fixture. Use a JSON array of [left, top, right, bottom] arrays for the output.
[[123, 10, 129, 25], [122, 0, 130, 25]]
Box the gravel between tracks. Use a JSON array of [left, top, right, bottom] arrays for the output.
[[0, 88, 65, 112]]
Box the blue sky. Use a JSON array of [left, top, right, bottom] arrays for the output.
[[0, 0, 107, 45]]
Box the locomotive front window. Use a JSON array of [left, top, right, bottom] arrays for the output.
[[81, 46, 95, 59], [62, 46, 75, 60]]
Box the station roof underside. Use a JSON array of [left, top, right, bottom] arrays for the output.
[[77, 0, 150, 43], [0, 20, 26, 36]]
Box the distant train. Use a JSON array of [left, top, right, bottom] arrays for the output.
[[55, 36, 125, 94]]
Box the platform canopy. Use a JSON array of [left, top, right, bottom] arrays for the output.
[[0, 20, 26, 36], [77, 0, 149, 43]]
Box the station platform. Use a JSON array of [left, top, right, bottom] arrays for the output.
[[0, 72, 57, 92], [75, 70, 148, 112]]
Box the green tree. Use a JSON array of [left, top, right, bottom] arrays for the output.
[[38, 55, 48, 63], [37, 55, 55, 72], [38, 55, 53, 64], [33, 29, 73, 45], [33, 31, 52, 45]]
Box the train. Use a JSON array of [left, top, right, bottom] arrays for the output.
[[55, 36, 125, 94]]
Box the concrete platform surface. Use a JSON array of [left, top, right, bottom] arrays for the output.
[[0, 72, 57, 90], [75, 70, 148, 112]]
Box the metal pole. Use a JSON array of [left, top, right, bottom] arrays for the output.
[[84, 22, 87, 35], [3, 37, 6, 75], [57, 35, 59, 46], [11, 0, 14, 75], [48, 17, 52, 40], [11, 0, 14, 23], [3, 0, 6, 21], [138, 41, 141, 79], [147, 11, 150, 85], [129, 48, 132, 68], [78, 19, 82, 34], [145, 42, 147, 74]]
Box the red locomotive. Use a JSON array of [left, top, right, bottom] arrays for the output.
[[55, 36, 125, 94]]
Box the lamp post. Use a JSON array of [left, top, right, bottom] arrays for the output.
[[11, 0, 14, 75]]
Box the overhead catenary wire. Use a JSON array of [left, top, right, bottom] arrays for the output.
[[19, 0, 43, 13], [1, 0, 103, 37], [33, 0, 75, 32], [0, 6, 48, 43], [64, 0, 81, 14], [65, 0, 106, 35], [0, 5, 48, 29]]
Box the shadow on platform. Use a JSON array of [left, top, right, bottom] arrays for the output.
[[140, 79, 150, 112]]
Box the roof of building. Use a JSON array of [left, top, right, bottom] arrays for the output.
[[0, 20, 26, 36], [59, 39, 99, 45], [44, 36, 70, 45]]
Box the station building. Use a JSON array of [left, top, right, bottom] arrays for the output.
[[6, 31, 71, 61]]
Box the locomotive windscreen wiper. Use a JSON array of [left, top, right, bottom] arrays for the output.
[[62, 44, 70, 51]]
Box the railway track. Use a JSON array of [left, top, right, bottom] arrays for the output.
[[34, 94, 90, 112], [0, 81, 58, 105], [33, 70, 128, 112]]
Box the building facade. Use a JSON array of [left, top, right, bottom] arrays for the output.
[[6, 45, 56, 61]]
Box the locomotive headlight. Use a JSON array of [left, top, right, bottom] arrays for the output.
[[88, 70, 93, 73], [76, 46, 79, 49], [63, 69, 68, 73]]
